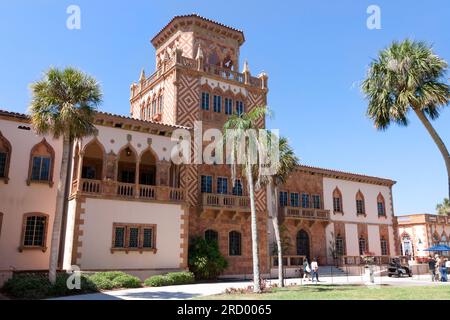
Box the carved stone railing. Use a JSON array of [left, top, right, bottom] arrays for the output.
[[139, 185, 156, 200], [339, 255, 409, 266], [75, 179, 185, 203], [81, 179, 102, 194], [117, 182, 135, 197], [283, 207, 330, 221], [271, 255, 306, 267], [202, 193, 249, 210], [134, 53, 265, 98]]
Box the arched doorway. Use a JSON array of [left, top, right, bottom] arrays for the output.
[[139, 149, 156, 186], [296, 230, 310, 260], [117, 146, 137, 184], [82, 140, 104, 180]]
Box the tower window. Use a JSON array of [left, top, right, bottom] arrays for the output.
[[201, 92, 210, 110], [213, 95, 222, 113], [225, 98, 233, 115], [236, 101, 244, 115]]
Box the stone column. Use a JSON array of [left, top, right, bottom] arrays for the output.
[[156, 160, 171, 186], [76, 151, 84, 192], [135, 161, 140, 199]]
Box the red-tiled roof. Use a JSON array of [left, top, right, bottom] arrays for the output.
[[0, 108, 191, 130], [297, 164, 396, 186]]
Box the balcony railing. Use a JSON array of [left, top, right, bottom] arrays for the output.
[[202, 193, 249, 210], [117, 182, 135, 197], [271, 255, 306, 267], [283, 207, 330, 221], [133, 53, 265, 99], [339, 255, 409, 266], [73, 179, 184, 203], [81, 179, 102, 194]]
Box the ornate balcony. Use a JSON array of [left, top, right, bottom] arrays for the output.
[[71, 179, 185, 203], [202, 193, 250, 211], [283, 207, 330, 222], [200, 193, 250, 220], [131, 50, 267, 100]]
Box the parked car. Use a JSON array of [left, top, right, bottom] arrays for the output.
[[387, 258, 412, 277]]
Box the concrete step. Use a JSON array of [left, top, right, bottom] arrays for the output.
[[317, 266, 348, 277]]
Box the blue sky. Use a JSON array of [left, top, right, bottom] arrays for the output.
[[0, 0, 449, 215]]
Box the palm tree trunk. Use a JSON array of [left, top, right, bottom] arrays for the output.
[[247, 164, 261, 293], [269, 180, 284, 287], [49, 135, 70, 284], [413, 109, 450, 199]]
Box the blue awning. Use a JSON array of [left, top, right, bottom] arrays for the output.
[[424, 244, 450, 251]]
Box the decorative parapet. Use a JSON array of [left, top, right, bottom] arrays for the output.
[[131, 53, 267, 100]]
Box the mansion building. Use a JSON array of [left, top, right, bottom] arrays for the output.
[[0, 15, 399, 281]]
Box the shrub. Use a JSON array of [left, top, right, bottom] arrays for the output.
[[2, 272, 98, 299], [144, 275, 173, 287], [165, 271, 195, 285], [89, 271, 142, 290], [188, 237, 228, 280], [111, 274, 142, 288], [2, 273, 51, 300], [49, 273, 98, 296], [144, 271, 195, 287]]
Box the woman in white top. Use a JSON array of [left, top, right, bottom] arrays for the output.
[[311, 258, 319, 283]]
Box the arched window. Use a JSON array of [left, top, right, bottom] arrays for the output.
[[333, 187, 343, 213], [359, 236, 367, 255], [82, 139, 105, 181], [335, 234, 345, 256], [401, 233, 412, 256], [27, 139, 55, 186], [433, 232, 440, 245], [208, 51, 220, 66], [380, 236, 388, 256], [20, 213, 49, 252], [232, 179, 243, 196], [0, 131, 12, 183], [158, 95, 164, 114], [296, 230, 310, 259], [356, 190, 366, 215], [205, 229, 219, 244], [377, 193, 386, 216], [229, 231, 241, 256]]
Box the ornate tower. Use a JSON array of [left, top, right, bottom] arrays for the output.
[[130, 14, 270, 275]]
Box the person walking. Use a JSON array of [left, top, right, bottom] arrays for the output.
[[428, 256, 436, 282], [446, 258, 450, 274], [436, 255, 442, 281], [303, 258, 311, 281], [441, 258, 448, 282], [311, 258, 319, 284]]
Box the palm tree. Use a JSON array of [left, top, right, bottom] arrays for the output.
[[267, 136, 298, 287], [362, 40, 450, 198], [224, 106, 267, 293], [436, 198, 450, 216], [29, 67, 102, 283]]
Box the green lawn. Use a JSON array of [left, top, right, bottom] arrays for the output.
[[200, 284, 450, 300]]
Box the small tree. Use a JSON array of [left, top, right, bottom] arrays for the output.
[[188, 237, 228, 280]]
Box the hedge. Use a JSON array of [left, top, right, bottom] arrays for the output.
[[144, 271, 194, 287]]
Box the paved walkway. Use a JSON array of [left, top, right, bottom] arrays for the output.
[[53, 275, 450, 300]]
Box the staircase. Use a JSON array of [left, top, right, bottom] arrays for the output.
[[317, 266, 348, 277]]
